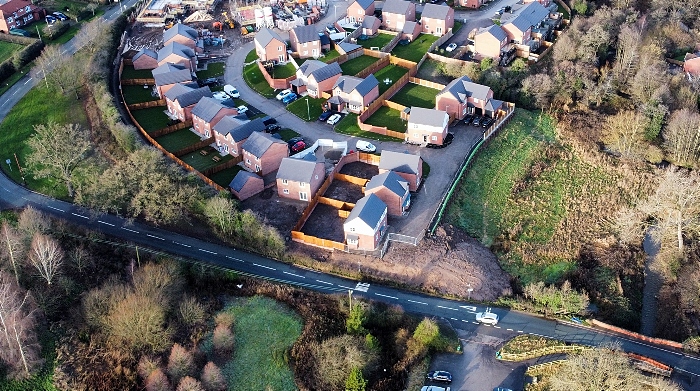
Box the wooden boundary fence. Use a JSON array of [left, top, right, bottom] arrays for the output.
[[525, 360, 566, 376], [589, 319, 684, 349], [318, 196, 355, 210], [203, 155, 242, 176], [356, 53, 391, 78], [174, 136, 216, 157], [258, 60, 297, 90], [150, 120, 193, 138], [121, 78, 155, 85], [408, 77, 446, 90], [291, 231, 346, 250], [333, 173, 368, 186], [128, 99, 165, 110]]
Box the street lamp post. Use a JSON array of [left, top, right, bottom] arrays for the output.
[[467, 283, 473, 301], [306, 96, 310, 120]]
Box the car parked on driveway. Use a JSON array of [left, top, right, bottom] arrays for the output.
[[224, 84, 240, 98], [318, 111, 334, 122], [276, 89, 293, 101], [471, 116, 482, 126], [46, 15, 57, 24], [327, 113, 342, 125], [481, 117, 494, 128], [265, 124, 281, 133], [427, 371, 452, 383], [212, 91, 230, 101], [463, 114, 474, 124], [236, 105, 248, 114], [282, 93, 298, 105], [287, 137, 304, 148], [446, 43, 457, 52], [421, 386, 450, 391], [356, 140, 376, 153], [53, 12, 68, 20], [290, 141, 306, 154], [199, 77, 219, 87], [475, 311, 499, 325], [426, 133, 454, 149]]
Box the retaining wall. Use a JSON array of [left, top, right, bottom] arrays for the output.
[[589, 319, 684, 349]]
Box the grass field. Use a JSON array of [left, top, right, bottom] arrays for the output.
[[287, 96, 325, 121], [322, 49, 341, 63], [391, 34, 439, 62], [180, 148, 235, 172], [389, 83, 439, 108], [364, 106, 407, 132], [212, 296, 302, 391], [196, 61, 225, 79], [209, 165, 243, 187], [130, 106, 170, 133], [0, 41, 24, 64], [155, 128, 201, 152], [121, 85, 159, 104], [121, 64, 154, 80], [243, 63, 275, 98], [335, 113, 404, 142], [0, 63, 32, 97], [278, 128, 301, 141], [359, 33, 394, 49], [245, 49, 258, 63], [270, 62, 297, 78], [375, 65, 409, 95], [339, 55, 379, 75], [0, 84, 87, 198]]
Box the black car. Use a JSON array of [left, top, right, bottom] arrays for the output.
[[426, 133, 454, 149], [481, 117, 494, 128], [471, 116, 482, 126], [318, 111, 334, 122], [463, 114, 474, 124], [265, 124, 281, 133], [426, 371, 452, 383], [262, 117, 278, 126], [199, 77, 219, 87]]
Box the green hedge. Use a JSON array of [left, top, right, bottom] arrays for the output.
[[0, 39, 43, 84]]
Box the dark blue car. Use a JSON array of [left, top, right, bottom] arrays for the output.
[[282, 93, 298, 105]]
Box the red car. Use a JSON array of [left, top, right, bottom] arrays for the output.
[[290, 141, 306, 153]]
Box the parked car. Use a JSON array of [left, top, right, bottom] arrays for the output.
[[224, 84, 240, 98], [356, 140, 376, 153], [481, 117, 494, 128], [421, 386, 450, 391], [463, 114, 474, 124], [290, 140, 306, 153], [475, 311, 499, 325], [426, 371, 452, 383], [199, 77, 219, 87], [495, 7, 505, 15], [494, 388, 513, 391], [282, 93, 298, 105], [265, 124, 281, 133], [236, 105, 249, 114], [471, 116, 482, 126], [446, 43, 457, 52], [276, 89, 293, 101], [327, 113, 342, 125], [262, 117, 277, 126], [212, 91, 230, 101], [53, 12, 68, 20], [9, 28, 31, 37], [426, 133, 454, 149], [46, 15, 57, 24], [318, 111, 334, 122], [287, 136, 304, 148]]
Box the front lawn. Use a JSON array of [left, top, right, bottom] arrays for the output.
[[0, 41, 24, 64], [121, 64, 154, 80], [359, 33, 394, 49], [364, 106, 407, 132], [286, 96, 325, 121], [278, 128, 301, 141], [196, 61, 225, 79], [374, 65, 409, 95], [335, 113, 404, 142], [130, 106, 170, 134], [391, 34, 439, 62], [453, 20, 463, 33], [270, 61, 297, 79], [389, 82, 439, 109], [245, 49, 258, 63], [180, 147, 235, 172], [155, 128, 202, 152], [209, 165, 243, 187], [0, 63, 32, 97], [322, 49, 341, 63], [339, 55, 379, 75], [243, 63, 275, 98], [121, 85, 159, 104]]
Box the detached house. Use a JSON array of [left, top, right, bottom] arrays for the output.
[[133, 49, 159, 70], [381, 0, 416, 31], [212, 117, 266, 156], [500, 1, 550, 46], [158, 42, 197, 72], [474, 25, 509, 60], [364, 171, 410, 216], [164, 84, 213, 121], [406, 107, 449, 145], [435, 75, 498, 119], [229, 170, 264, 201], [291, 60, 342, 98], [0, 0, 45, 33], [241, 131, 289, 175], [378, 150, 423, 191], [276, 156, 325, 202], [344, 194, 388, 250], [347, 0, 375, 23], [290, 24, 322, 59], [255, 27, 287, 63], [163, 23, 201, 52], [420, 3, 454, 36], [327, 74, 379, 113], [400, 21, 422, 42], [684, 53, 700, 80], [361, 15, 381, 36], [152, 63, 194, 98], [191, 97, 239, 138], [457, 0, 485, 9]]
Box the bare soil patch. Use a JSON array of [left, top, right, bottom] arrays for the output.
[[339, 161, 378, 180], [290, 224, 512, 301], [241, 188, 306, 234], [300, 203, 346, 242], [324, 180, 364, 204]]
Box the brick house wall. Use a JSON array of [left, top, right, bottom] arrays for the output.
[[436, 90, 494, 119], [166, 99, 196, 121], [292, 36, 321, 59], [474, 31, 507, 59], [243, 143, 288, 176], [0, 0, 44, 33], [364, 187, 404, 216], [382, 4, 415, 31], [308, 73, 342, 97], [277, 163, 325, 201], [502, 23, 531, 44], [347, 1, 375, 23], [158, 53, 196, 72], [214, 134, 246, 157], [405, 122, 447, 145], [421, 9, 454, 35], [231, 175, 264, 201], [133, 56, 159, 70], [192, 108, 239, 138], [256, 38, 288, 62], [157, 83, 178, 99], [459, 0, 484, 8]]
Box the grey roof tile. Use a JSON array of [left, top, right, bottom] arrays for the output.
[[229, 170, 260, 192], [213, 117, 266, 141], [299, 59, 327, 77], [152, 62, 186, 74], [408, 107, 447, 128], [158, 42, 196, 62], [485, 98, 503, 112], [133, 48, 158, 61], [334, 75, 364, 93], [153, 67, 193, 86], [174, 86, 212, 107], [402, 21, 419, 33], [339, 42, 362, 53], [346, 194, 387, 228], [255, 27, 285, 48], [501, 2, 550, 33], [379, 150, 421, 174], [292, 24, 320, 44], [382, 0, 412, 15], [191, 97, 229, 122], [163, 23, 198, 43], [163, 83, 194, 100], [355, 74, 378, 96], [420, 3, 450, 20], [276, 157, 322, 183], [241, 131, 286, 157], [353, 0, 374, 10], [477, 24, 508, 42], [309, 62, 342, 82], [437, 75, 492, 102], [365, 171, 408, 198], [362, 15, 380, 28]]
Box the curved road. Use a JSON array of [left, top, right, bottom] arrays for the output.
[[0, 2, 699, 389]]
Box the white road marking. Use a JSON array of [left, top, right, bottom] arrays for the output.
[[464, 311, 477, 314], [173, 241, 191, 248], [507, 328, 514, 331], [98, 220, 114, 226], [24, 79, 31, 85], [462, 319, 470, 323], [121, 227, 139, 233], [283, 271, 305, 278], [494, 326, 501, 329], [252, 263, 275, 270], [375, 293, 398, 300], [146, 234, 164, 240], [338, 285, 355, 290], [451, 318, 457, 320], [437, 305, 459, 311], [472, 321, 479, 325], [517, 330, 524, 333], [407, 299, 428, 305], [225, 255, 244, 262], [316, 280, 333, 285], [22, 196, 29, 200], [198, 249, 217, 255], [71, 212, 88, 219], [47, 205, 65, 212], [354, 282, 371, 292], [460, 305, 477, 311]]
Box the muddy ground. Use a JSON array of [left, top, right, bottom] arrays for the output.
[[290, 224, 513, 301], [339, 161, 378, 180], [324, 180, 364, 204], [241, 187, 306, 235], [301, 203, 346, 242]]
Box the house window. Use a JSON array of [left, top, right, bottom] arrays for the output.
[[413, 124, 418, 128], [278, 46, 283, 51], [282, 179, 288, 185], [255, 164, 261, 172], [283, 189, 290, 194], [300, 182, 306, 187], [246, 158, 251, 164], [348, 238, 358, 244], [224, 145, 229, 152], [437, 27, 442, 34], [303, 42, 307, 47], [205, 130, 209, 137], [350, 227, 356, 232], [424, 24, 428, 30], [299, 192, 308, 201], [303, 51, 308, 55], [314, 175, 319, 180], [474, 98, 479, 103], [413, 133, 418, 137], [432, 135, 437, 140]]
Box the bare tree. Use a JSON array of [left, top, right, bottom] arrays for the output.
[[17, 206, 51, 239], [28, 234, 64, 286], [602, 110, 649, 160], [0, 271, 42, 379], [0, 222, 24, 283], [201, 362, 226, 391], [74, 18, 109, 54], [177, 376, 204, 391], [614, 24, 643, 86], [30, 45, 67, 90], [662, 109, 700, 169], [203, 197, 239, 237], [26, 122, 91, 198]]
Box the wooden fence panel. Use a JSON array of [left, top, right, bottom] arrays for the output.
[[258, 60, 297, 90], [358, 152, 381, 165], [150, 120, 193, 138], [408, 76, 446, 90], [389, 56, 418, 70], [128, 99, 165, 110], [384, 99, 408, 112], [338, 210, 350, 218], [120, 78, 155, 85], [333, 173, 368, 186], [318, 196, 355, 210], [355, 54, 390, 78]]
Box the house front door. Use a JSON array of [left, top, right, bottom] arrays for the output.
[[423, 135, 428, 142]]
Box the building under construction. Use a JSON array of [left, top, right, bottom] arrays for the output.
[[136, 0, 221, 24]]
